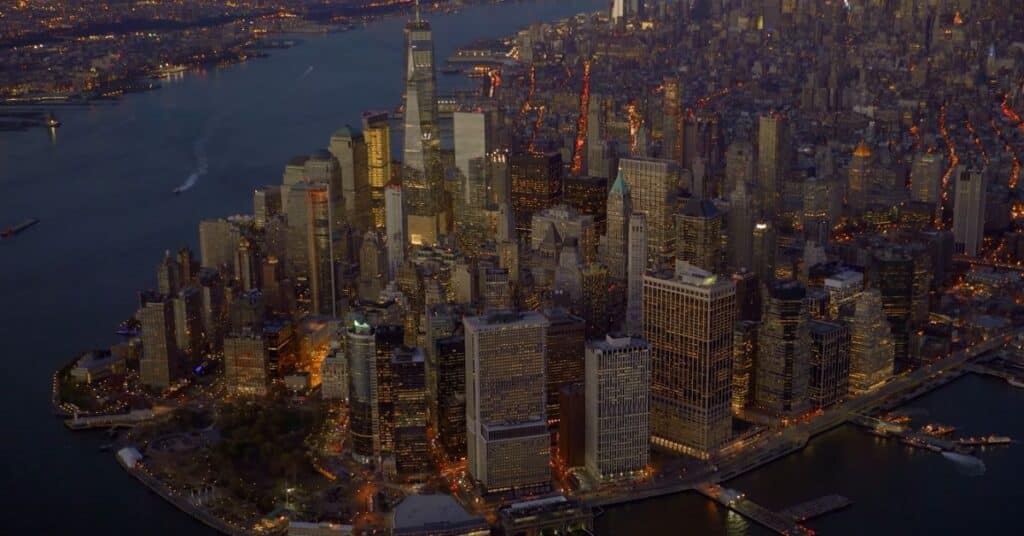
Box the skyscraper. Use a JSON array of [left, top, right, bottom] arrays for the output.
[[751, 220, 776, 283], [543, 308, 585, 425], [846, 140, 874, 215], [727, 181, 754, 271], [435, 335, 467, 461], [362, 110, 392, 229], [952, 167, 987, 257], [910, 152, 944, 206], [625, 212, 647, 337], [385, 185, 407, 279], [605, 169, 632, 280], [756, 280, 811, 418], [328, 126, 371, 232], [619, 157, 679, 266], [808, 320, 851, 409], [580, 263, 610, 339], [139, 292, 179, 390], [511, 152, 563, 238], [224, 329, 269, 396], [464, 311, 550, 494], [757, 114, 790, 216], [732, 320, 759, 411], [585, 335, 650, 482], [644, 262, 735, 458], [870, 246, 915, 370], [392, 346, 429, 477], [287, 181, 335, 316], [848, 289, 895, 395], [675, 199, 722, 273], [347, 318, 378, 464]]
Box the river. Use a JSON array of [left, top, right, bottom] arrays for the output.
[[0, 2, 603, 533]]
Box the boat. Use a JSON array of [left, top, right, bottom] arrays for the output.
[[2, 218, 40, 238], [957, 435, 1011, 446], [44, 112, 61, 128], [921, 424, 956, 436]]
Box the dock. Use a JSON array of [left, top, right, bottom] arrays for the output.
[[695, 484, 812, 535], [781, 495, 853, 522]]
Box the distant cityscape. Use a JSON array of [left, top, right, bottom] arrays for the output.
[[37, 0, 1024, 535]]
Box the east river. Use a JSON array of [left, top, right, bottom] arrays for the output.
[[1, 1, 1021, 533]]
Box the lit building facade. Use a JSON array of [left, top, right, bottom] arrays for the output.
[[584, 335, 650, 481]]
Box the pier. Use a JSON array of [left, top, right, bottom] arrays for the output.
[[695, 484, 812, 535], [781, 495, 853, 522]]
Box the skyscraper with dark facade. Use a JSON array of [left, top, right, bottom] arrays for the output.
[[435, 335, 467, 461], [808, 320, 851, 409], [675, 199, 723, 273], [756, 280, 811, 417], [392, 346, 429, 478], [511, 152, 563, 239], [543, 308, 586, 425]]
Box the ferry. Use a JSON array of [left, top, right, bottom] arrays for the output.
[[957, 435, 1011, 446], [44, 112, 61, 128], [921, 424, 956, 436], [2, 218, 40, 238]]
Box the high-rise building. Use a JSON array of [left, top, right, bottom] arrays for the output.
[[732, 270, 762, 322], [511, 152, 563, 238], [584, 335, 650, 482], [724, 141, 755, 198], [910, 152, 944, 206], [675, 199, 722, 273], [347, 318, 378, 464], [464, 311, 550, 494], [453, 111, 492, 181], [870, 247, 915, 370], [662, 76, 682, 163], [198, 218, 240, 270], [531, 205, 598, 264], [952, 167, 987, 257], [580, 263, 610, 339], [287, 182, 336, 316], [543, 308, 585, 424], [253, 185, 282, 230], [605, 169, 632, 280], [358, 232, 387, 302], [848, 289, 895, 395], [824, 270, 864, 317], [224, 329, 269, 396], [618, 157, 679, 266], [173, 286, 203, 361], [751, 221, 776, 284], [757, 114, 790, 216], [755, 280, 811, 418], [846, 141, 874, 215], [625, 213, 647, 336], [481, 267, 513, 312], [234, 237, 258, 292], [362, 111, 392, 228], [329, 126, 371, 232], [385, 185, 407, 279], [808, 320, 851, 409], [557, 383, 586, 469], [375, 325, 404, 456], [435, 335, 467, 461], [139, 292, 179, 390], [727, 181, 755, 271], [563, 176, 607, 234], [732, 320, 759, 411], [321, 345, 348, 401], [644, 262, 735, 458], [392, 346, 429, 477]]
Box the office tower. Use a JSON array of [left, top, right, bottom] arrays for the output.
[[362, 111, 392, 228], [454, 157, 489, 258], [173, 287, 203, 361], [304, 150, 345, 234], [435, 335, 467, 461], [253, 185, 282, 230], [908, 244, 933, 326], [732, 320, 759, 411], [224, 329, 269, 396], [543, 308, 586, 424], [139, 292, 179, 390], [453, 111, 492, 180], [757, 114, 790, 216], [662, 76, 682, 163], [625, 213, 647, 337], [511, 152, 563, 238], [558, 383, 586, 468], [321, 345, 348, 400], [802, 176, 836, 244], [605, 170, 632, 280], [808, 320, 851, 409], [871, 247, 915, 370], [373, 325, 404, 457], [287, 182, 335, 316], [586, 97, 611, 179], [392, 346, 429, 477], [229, 289, 264, 333], [176, 247, 196, 286], [824, 270, 863, 317], [727, 181, 754, 270], [234, 237, 258, 292], [751, 221, 776, 284], [644, 262, 735, 458], [280, 155, 308, 215], [198, 269, 226, 351], [464, 311, 550, 494], [910, 152, 944, 206], [675, 199, 723, 273], [386, 185, 407, 279], [402, 8, 443, 246], [846, 140, 874, 215], [563, 176, 607, 234], [531, 205, 598, 264], [619, 157, 679, 266], [584, 335, 650, 482], [724, 141, 755, 198], [358, 232, 387, 302], [848, 289, 895, 395], [755, 280, 811, 418], [580, 263, 610, 339], [481, 267, 513, 312], [347, 319, 378, 464], [732, 270, 762, 322], [198, 218, 240, 270], [953, 167, 987, 256], [329, 126, 371, 232], [156, 251, 180, 297]]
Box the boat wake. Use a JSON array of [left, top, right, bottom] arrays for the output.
[[300, 65, 314, 79], [941, 452, 986, 476], [172, 120, 214, 194]]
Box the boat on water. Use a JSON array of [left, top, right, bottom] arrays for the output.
[[44, 112, 61, 128], [2, 218, 40, 238], [921, 423, 956, 436], [957, 435, 1011, 446]]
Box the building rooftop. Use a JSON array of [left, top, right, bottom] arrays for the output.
[[392, 495, 484, 531]]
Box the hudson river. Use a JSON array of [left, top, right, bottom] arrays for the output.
[[1, 1, 1021, 533]]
